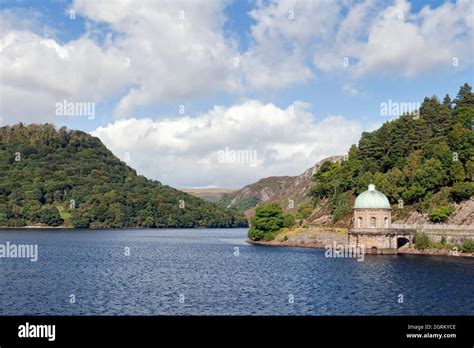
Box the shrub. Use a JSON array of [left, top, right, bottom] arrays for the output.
[[428, 205, 453, 223], [460, 239, 474, 253], [283, 213, 295, 228], [296, 203, 313, 220], [72, 212, 91, 228], [450, 182, 474, 202], [248, 228, 264, 241], [414, 231, 430, 250], [440, 235, 447, 245], [263, 232, 277, 241]]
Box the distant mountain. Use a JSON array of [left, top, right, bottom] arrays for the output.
[[0, 124, 248, 228], [219, 156, 344, 217], [182, 188, 237, 203]]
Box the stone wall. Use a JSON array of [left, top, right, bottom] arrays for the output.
[[391, 224, 474, 244], [353, 208, 391, 229]]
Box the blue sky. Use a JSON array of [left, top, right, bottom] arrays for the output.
[[1, 0, 473, 187]]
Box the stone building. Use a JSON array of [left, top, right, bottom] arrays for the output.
[[353, 184, 391, 229], [349, 184, 411, 254]]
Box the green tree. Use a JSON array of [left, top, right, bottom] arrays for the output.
[[39, 207, 64, 226], [443, 94, 452, 108], [450, 182, 474, 202], [283, 213, 295, 228], [248, 204, 284, 241], [382, 168, 405, 202], [411, 159, 448, 194], [331, 193, 349, 223], [453, 83, 474, 129], [450, 161, 466, 183], [357, 172, 374, 194], [453, 83, 474, 108]]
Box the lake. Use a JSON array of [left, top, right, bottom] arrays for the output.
[[0, 228, 473, 315]]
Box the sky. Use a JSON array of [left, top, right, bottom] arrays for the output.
[[1, 0, 473, 188]]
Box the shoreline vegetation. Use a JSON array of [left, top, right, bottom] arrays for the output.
[[247, 227, 474, 258], [0, 225, 240, 230]]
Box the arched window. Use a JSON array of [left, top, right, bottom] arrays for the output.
[[370, 217, 376, 228], [384, 217, 389, 228], [357, 217, 363, 228]]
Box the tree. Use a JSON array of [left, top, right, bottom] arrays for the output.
[[450, 161, 466, 183], [382, 168, 405, 202], [310, 161, 343, 199], [467, 160, 474, 181], [448, 123, 474, 164], [453, 83, 474, 107], [248, 204, 284, 241], [331, 193, 349, 223], [424, 141, 453, 170], [450, 182, 474, 202], [403, 185, 426, 204], [357, 172, 373, 194], [411, 159, 448, 194], [283, 213, 295, 228], [443, 94, 452, 108], [39, 207, 64, 226], [420, 96, 451, 138], [453, 83, 474, 128]]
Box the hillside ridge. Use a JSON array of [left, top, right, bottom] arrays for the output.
[[0, 123, 248, 228]]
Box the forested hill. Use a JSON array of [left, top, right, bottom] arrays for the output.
[[311, 83, 474, 224], [0, 124, 248, 228]]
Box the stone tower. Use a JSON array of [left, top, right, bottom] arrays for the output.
[[353, 184, 391, 229], [348, 184, 410, 254]]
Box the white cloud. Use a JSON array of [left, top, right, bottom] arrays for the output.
[[315, 0, 474, 77], [241, 0, 473, 87], [342, 84, 362, 96], [241, 0, 340, 89], [0, 11, 133, 125], [1, 0, 472, 126], [0, 1, 240, 124], [92, 100, 363, 188], [72, 0, 241, 118]]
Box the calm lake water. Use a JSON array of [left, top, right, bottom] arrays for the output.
[[0, 228, 473, 315]]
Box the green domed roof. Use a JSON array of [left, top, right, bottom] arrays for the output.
[[354, 184, 391, 209]]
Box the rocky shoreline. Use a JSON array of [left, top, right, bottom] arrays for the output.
[[398, 246, 473, 258], [246, 239, 328, 249], [248, 239, 474, 258]]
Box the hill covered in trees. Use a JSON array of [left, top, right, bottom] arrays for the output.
[[0, 124, 248, 228], [310, 83, 474, 224]]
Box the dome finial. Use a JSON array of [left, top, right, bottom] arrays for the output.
[[368, 184, 375, 191]]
